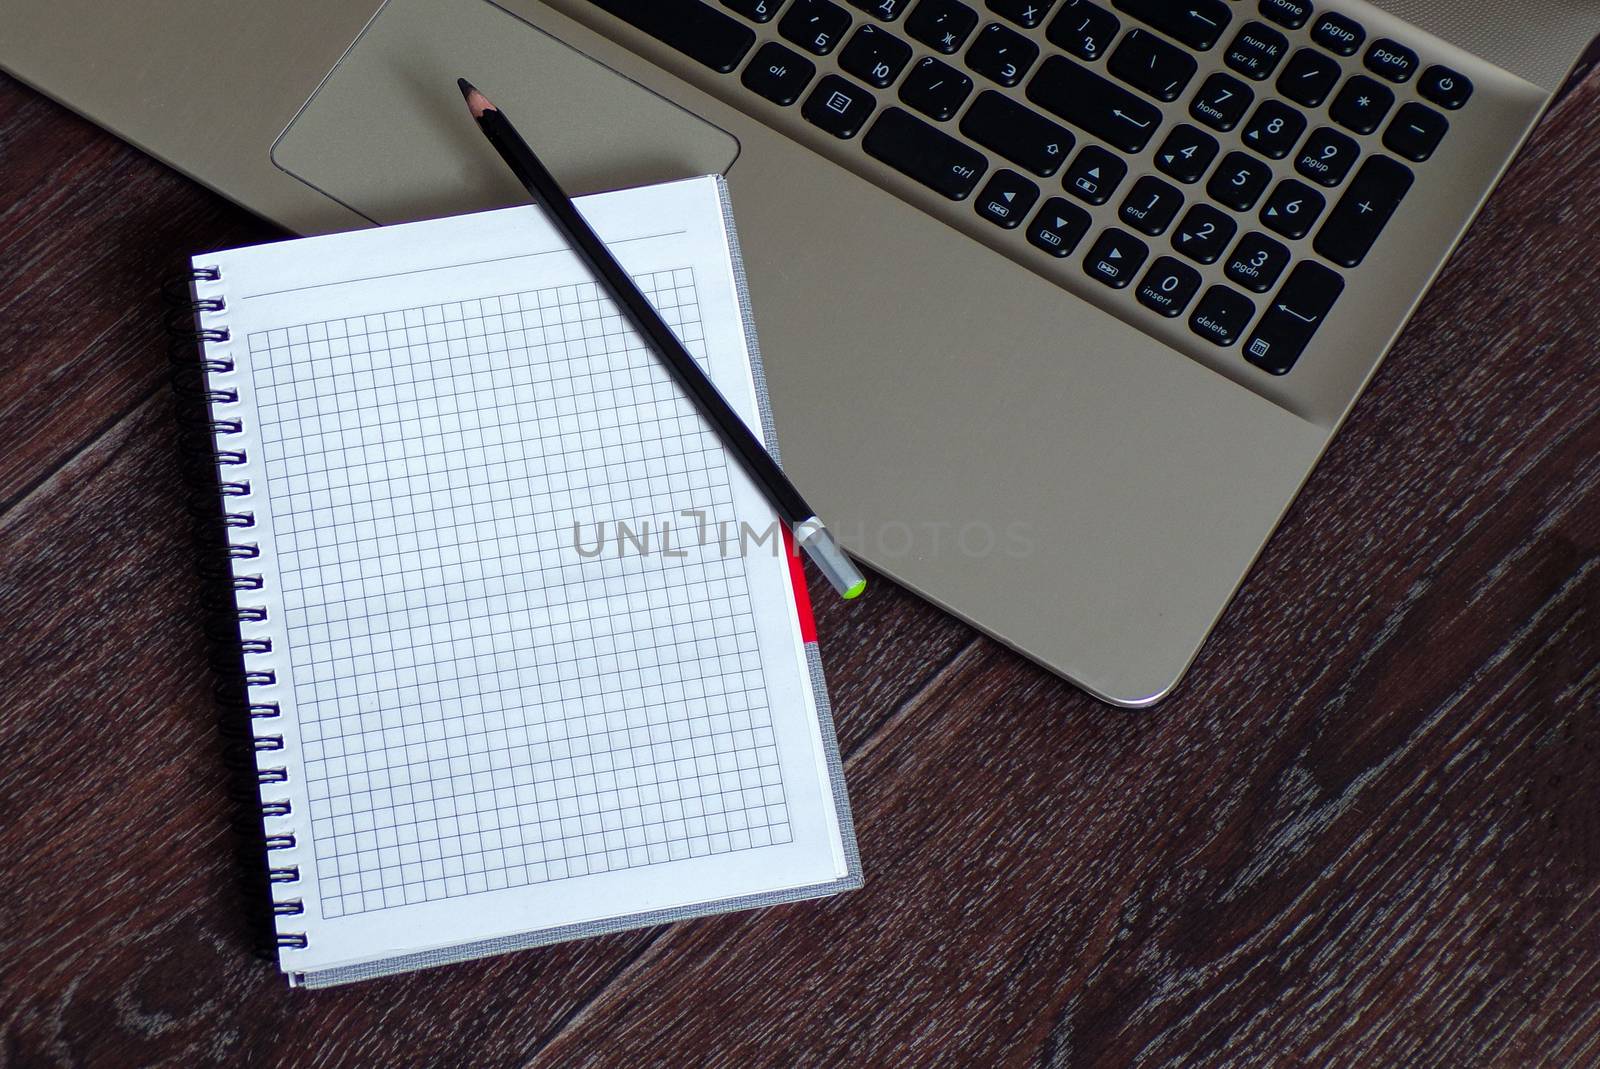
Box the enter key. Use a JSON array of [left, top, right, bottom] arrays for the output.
[[1244, 261, 1345, 375]]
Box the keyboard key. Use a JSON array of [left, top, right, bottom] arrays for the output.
[[1027, 197, 1093, 256], [847, 0, 912, 19], [900, 55, 974, 119], [907, 0, 979, 52], [840, 24, 913, 86], [967, 22, 1038, 86], [1313, 154, 1414, 267], [803, 74, 877, 137], [1277, 48, 1341, 108], [742, 42, 817, 104], [1046, 0, 1120, 61], [1111, 0, 1230, 51], [1330, 75, 1394, 134], [1109, 29, 1198, 103], [1119, 175, 1184, 235], [723, 0, 784, 22], [1084, 228, 1148, 288], [1383, 102, 1448, 162], [1226, 22, 1289, 81], [1137, 257, 1202, 317], [1365, 38, 1418, 83], [1241, 100, 1306, 159], [1295, 127, 1360, 187], [1260, 179, 1324, 239], [1190, 285, 1256, 346], [1310, 11, 1364, 56], [1419, 65, 1473, 110], [987, 0, 1054, 28], [976, 168, 1041, 227], [780, 0, 853, 55], [1172, 204, 1236, 264], [863, 106, 989, 198], [1190, 72, 1253, 132], [1027, 56, 1163, 153], [1208, 151, 1273, 211], [588, 0, 757, 73], [1155, 125, 1220, 184], [1062, 144, 1126, 204], [1224, 231, 1290, 292], [1258, 0, 1311, 30], [960, 91, 1075, 176], [1244, 260, 1344, 374]]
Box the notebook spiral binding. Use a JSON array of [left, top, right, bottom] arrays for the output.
[[165, 266, 308, 955]]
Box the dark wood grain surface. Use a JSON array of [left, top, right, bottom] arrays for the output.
[[1, 61, 1597, 1068]]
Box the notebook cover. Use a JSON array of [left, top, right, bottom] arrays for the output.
[[282, 177, 861, 988]]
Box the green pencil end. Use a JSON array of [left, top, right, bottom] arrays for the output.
[[843, 579, 867, 600]]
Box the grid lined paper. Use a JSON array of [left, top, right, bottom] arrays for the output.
[[247, 271, 794, 919]]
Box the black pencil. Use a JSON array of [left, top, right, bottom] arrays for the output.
[[457, 78, 864, 599]]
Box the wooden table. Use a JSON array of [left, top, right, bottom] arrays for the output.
[[2, 65, 1597, 1067]]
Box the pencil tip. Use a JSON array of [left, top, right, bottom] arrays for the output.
[[456, 77, 495, 118]]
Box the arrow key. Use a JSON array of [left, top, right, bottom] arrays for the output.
[[1062, 144, 1127, 205], [1026, 197, 1093, 257], [976, 169, 1042, 229], [1244, 261, 1345, 374], [1154, 123, 1220, 184], [1084, 227, 1149, 289]]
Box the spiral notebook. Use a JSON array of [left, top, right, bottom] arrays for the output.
[[184, 176, 860, 987]]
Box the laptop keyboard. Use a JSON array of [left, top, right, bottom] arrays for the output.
[[585, 0, 1472, 377]]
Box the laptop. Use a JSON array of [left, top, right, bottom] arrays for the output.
[[5, 0, 1596, 706]]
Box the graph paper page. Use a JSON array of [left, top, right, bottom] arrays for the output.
[[202, 177, 853, 976]]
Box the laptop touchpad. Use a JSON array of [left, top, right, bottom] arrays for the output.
[[271, 0, 740, 226]]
